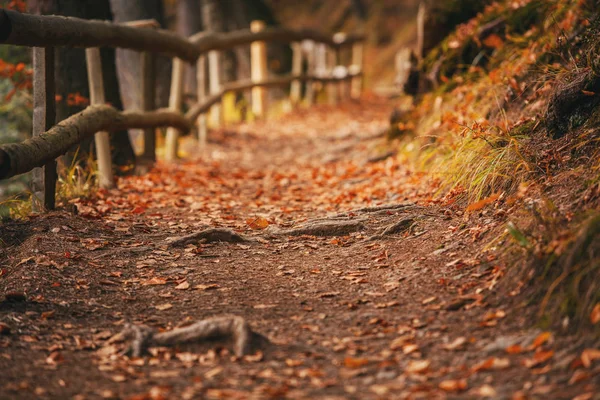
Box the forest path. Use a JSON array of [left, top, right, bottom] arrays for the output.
[[0, 98, 591, 399]]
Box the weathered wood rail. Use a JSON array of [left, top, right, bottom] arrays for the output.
[[0, 9, 365, 210]]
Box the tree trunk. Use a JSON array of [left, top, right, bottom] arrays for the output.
[[109, 0, 170, 108], [177, 0, 202, 96], [27, 0, 136, 171]]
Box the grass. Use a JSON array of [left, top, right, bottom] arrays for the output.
[[391, 0, 600, 331], [0, 148, 98, 219]]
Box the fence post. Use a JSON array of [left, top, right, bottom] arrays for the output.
[[140, 51, 156, 162], [304, 40, 315, 106], [250, 20, 267, 118], [208, 50, 221, 127], [165, 57, 185, 161], [85, 48, 114, 189], [31, 47, 57, 211], [290, 42, 302, 105], [196, 54, 208, 149], [416, 1, 426, 63], [350, 41, 364, 99], [315, 43, 327, 102], [326, 46, 338, 106]]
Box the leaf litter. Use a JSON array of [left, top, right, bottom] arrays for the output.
[[0, 98, 596, 398]]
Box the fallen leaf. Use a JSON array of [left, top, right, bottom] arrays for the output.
[[530, 332, 551, 349], [142, 277, 168, 286], [403, 344, 419, 354], [46, 351, 64, 365], [580, 348, 600, 368], [195, 284, 220, 291], [470, 384, 497, 397], [175, 281, 190, 290], [443, 337, 467, 351], [439, 378, 468, 392], [466, 193, 500, 212], [390, 334, 414, 350], [405, 359, 430, 374], [506, 344, 523, 354], [482, 34, 504, 49], [244, 351, 264, 362], [246, 216, 269, 230], [344, 357, 369, 369], [155, 303, 173, 311], [150, 370, 180, 378], [523, 350, 553, 368], [253, 304, 276, 309], [111, 375, 127, 383], [41, 310, 55, 320], [285, 359, 304, 367], [569, 369, 590, 385]]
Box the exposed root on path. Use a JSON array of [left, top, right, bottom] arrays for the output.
[[274, 219, 366, 237], [114, 316, 265, 358], [166, 228, 250, 247], [352, 203, 418, 214], [368, 216, 416, 241]]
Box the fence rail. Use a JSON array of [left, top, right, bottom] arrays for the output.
[[0, 9, 365, 211]]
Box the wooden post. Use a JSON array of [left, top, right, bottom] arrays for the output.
[[304, 40, 315, 106], [290, 42, 302, 105], [350, 42, 364, 99], [196, 54, 208, 149], [326, 46, 338, 106], [140, 51, 156, 161], [31, 47, 56, 211], [208, 50, 221, 127], [85, 48, 114, 189], [416, 1, 426, 64], [313, 43, 328, 103], [165, 57, 185, 161], [250, 20, 267, 118]]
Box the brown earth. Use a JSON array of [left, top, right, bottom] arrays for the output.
[[0, 98, 597, 399]]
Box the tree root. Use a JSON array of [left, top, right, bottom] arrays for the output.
[[368, 217, 416, 241], [367, 151, 397, 164], [353, 203, 417, 214], [114, 316, 264, 357], [166, 228, 249, 247], [275, 219, 366, 237]]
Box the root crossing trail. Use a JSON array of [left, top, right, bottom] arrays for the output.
[[0, 98, 591, 399]]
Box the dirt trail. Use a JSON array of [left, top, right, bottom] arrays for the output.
[[0, 98, 595, 399]]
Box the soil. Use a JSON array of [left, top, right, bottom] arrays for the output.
[[0, 98, 598, 399]]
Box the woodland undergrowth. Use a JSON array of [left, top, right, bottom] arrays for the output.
[[392, 0, 600, 332]]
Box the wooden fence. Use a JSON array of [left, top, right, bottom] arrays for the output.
[[0, 9, 365, 210]]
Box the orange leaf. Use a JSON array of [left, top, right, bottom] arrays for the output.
[[580, 348, 600, 368], [142, 277, 168, 286], [246, 216, 269, 230], [531, 332, 551, 349], [506, 344, 523, 354], [439, 379, 468, 392], [482, 34, 504, 49], [471, 357, 495, 372], [406, 359, 430, 374], [466, 193, 500, 212], [344, 357, 369, 369], [523, 350, 553, 368]]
